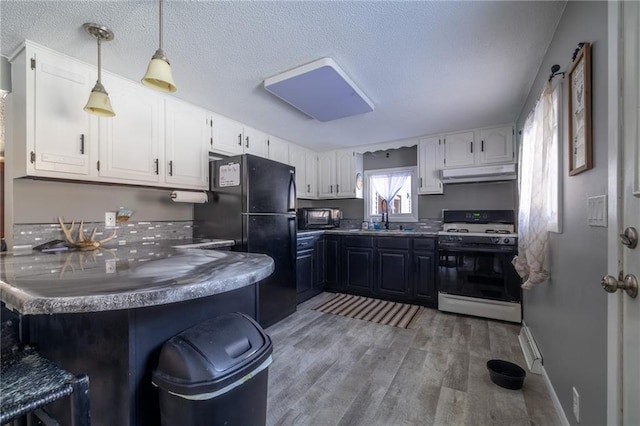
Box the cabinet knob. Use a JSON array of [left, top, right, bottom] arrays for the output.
[[168, 160, 173, 176], [238, 134, 242, 146], [245, 136, 249, 148]]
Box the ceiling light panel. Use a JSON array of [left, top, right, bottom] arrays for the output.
[[264, 57, 373, 122]]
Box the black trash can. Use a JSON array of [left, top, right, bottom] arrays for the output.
[[152, 312, 273, 426]]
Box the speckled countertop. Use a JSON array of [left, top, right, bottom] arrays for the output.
[[0, 239, 274, 315]]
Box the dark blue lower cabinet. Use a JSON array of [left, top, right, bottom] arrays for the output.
[[321, 235, 437, 308]]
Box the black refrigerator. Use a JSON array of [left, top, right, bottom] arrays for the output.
[[194, 154, 297, 328]]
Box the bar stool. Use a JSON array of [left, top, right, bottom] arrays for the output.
[[0, 319, 91, 425]]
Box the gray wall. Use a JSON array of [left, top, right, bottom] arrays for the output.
[[12, 178, 193, 224], [515, 2, 607, 425], [303, 146, 516, 220]]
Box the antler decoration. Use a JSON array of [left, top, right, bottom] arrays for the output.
[[58, 217, 118, 251]]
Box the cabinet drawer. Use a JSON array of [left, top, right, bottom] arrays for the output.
[[376, 237, 410, 249], [343, 236, 374, 248], [413, 238, 436, 251], [296, 236, 317, 252]]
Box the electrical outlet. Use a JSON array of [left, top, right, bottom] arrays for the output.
[[105, 212, 116, 228], [573, 386, 580, 423]]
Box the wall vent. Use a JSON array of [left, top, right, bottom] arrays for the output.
[[518, 322, 543, 374]]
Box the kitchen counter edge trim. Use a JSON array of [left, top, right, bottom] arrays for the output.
[[0, 252, 274, 315]]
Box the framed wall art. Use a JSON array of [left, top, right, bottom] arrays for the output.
[[567, 42, 592, 176]]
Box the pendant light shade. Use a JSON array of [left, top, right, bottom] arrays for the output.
[[83, 23, 115, 117], [142, 0, 177, 93]]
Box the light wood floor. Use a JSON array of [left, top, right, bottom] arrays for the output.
[[265, 292, 561, 426]]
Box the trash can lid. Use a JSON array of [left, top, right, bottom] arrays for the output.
[[152, 312, 272, 397]]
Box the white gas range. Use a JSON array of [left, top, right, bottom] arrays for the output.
[[437, 210, 521, 323]]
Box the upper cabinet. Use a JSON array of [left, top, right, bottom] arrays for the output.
[[164, 98, 209, 189], [418, 136, 444, 194], [9, 42, 209, 190], [289, 144, 318, 199], [443, 131, 475, 168], [10, 42, 94, 178], [267, 136, 289, 165], [210, 114, 268, 158], [97, 73, 163, 185], [477, 125, 515, 165], [443, 125, 514, 169], [317, 150, 363, 199]]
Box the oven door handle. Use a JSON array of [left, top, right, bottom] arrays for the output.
[[438, 246, 517, 255]]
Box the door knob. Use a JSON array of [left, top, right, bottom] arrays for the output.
[[601, 274, 638, 298], [620, 227, 638, 249]]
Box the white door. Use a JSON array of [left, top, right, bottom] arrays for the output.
[[607, 2, 640, 424]]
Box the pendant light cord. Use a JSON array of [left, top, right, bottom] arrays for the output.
[[159, 0, 163, 50], [97, 37, 102, 84]]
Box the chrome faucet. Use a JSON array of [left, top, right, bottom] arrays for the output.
[[381, 199, 390, 230]]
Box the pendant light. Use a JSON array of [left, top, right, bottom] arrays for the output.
[[83, 23, 115, 117], [142, 0, 177, 93]]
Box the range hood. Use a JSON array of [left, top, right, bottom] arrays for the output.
[[441, 164, 517, 184]]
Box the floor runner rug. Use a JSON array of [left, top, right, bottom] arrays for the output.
[[313, 293, 424, 329]]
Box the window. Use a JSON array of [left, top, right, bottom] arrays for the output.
[[364, 166, 418, 222]]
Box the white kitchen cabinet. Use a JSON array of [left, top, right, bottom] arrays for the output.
[[443, 131, 475, 168], [336, 150, 363, 198], [97, 73, 163, 184], [443, 125, 515, 169], [289, 144, 306, 193], [267, 136, 289, 165], [9, 42, 95, 179], [477, 125, 515, 165], [210, 114, 243, 156], [242, 126, 268, 158], [317, 150, 363, 199], [289, 144, 318, 199], [304, 151, 318, 198], [164, 98, 209, 189], [210, 114, 267, 158], [317, 152, 337, 198], [418, 136, 444, 194]]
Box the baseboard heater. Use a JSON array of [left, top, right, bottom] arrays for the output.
[[518, 322, 543, 374]]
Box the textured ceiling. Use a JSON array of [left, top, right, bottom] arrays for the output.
[[1, 1, 566, 151]]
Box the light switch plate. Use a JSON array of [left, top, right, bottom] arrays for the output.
[[587, 195, 607, 227]]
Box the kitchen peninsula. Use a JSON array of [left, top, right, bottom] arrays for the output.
[[0, 240, 274, 426]]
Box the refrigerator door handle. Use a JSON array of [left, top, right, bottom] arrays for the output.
[[288, 215, 297, 272], [287, 170, 297, 212]]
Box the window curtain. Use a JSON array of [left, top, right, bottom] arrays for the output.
[[513, 82, 556, 289], [370, 173, 408, 213]]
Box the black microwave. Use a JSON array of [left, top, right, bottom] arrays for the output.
[[297, 208, 342, 230]]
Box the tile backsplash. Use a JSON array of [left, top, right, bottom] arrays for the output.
[[339, 218, 442, 231], [12, 221, 194, 249]]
